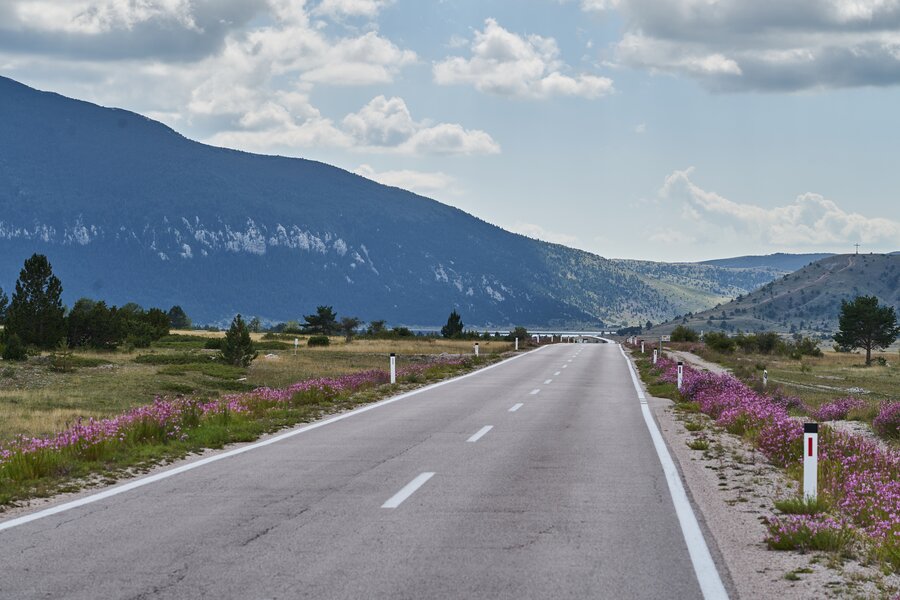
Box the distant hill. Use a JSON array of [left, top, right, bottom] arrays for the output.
[[0, 75, 722, 328], [700, 253, 836, 272], [651, 254, 900, 336]]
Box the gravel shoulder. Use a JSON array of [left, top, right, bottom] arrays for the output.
[[634, 352, 899, 599]]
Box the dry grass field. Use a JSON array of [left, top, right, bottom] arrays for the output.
[[0, 333, 513, 443]]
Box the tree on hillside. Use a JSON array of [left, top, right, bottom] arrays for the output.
[[670, 325, 699, 342], [303, 306, 338, 335], [220, 314, 258, 367], [248, 316, 262, 333], [340, 316, 361, 342], [0, 287, 8, 325], [441, 310, 464, 339], [167, 305, 191, 329], [5, 254, 66, 349], [833, 295, 900, 366]]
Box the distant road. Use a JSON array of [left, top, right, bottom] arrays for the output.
[[0, 344, 726, 599]]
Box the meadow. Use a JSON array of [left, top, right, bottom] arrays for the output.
[[688, 344, 899, 429], [0, 332, 512, 443]]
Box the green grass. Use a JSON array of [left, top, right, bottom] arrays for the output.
[[687, 437, 710, 451], [774, 496, 828, 515]]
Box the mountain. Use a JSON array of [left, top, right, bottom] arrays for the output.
[[700, 253, 835, 272], [1, 75, 712, 328], [651, 254, 900, 336]]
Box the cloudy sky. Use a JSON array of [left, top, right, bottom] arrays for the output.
[[2, 0, 899, 261]]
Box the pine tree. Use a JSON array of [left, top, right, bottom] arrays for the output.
[[303, 306, 338, 335], [5, 254, 66, 349], [441, 310, 464, 339], [833, 295, 900, 366], [0, 287, 8, 325], [220, 314, 258, 367], [167, 305, 191, 329]]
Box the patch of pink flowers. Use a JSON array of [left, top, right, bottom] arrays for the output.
[[812, 397, 867, 422], [0, 358, 466, 468], [874, 402, 900, 440], [653, 357, 900, 565]]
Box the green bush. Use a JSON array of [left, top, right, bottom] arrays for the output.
[[135, 352, 209, 365], [670, 325, 699, 342], [704, 331, 735, 353], [1, 333, 27, 361], [307, 335, 330, 347]]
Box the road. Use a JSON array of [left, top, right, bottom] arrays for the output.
[[0, 343, 727, 599]]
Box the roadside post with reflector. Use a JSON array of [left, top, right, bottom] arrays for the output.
[[677, 361, 684, 391], [653, 348, 658, 365], [763, 369, 768, 388], [474, 342, 480, 357], [390, 353, 396, 384], [804, 423, 818, 502]]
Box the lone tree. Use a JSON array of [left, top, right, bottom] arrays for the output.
[[340, 316, 361, 343], [5, 254, 66, 349], [167, 305, 191, 329], [833, 295, 900, 366], [441, 310, 464, 339], [220, 314, 258, 367], [303, 306, 338, 335]]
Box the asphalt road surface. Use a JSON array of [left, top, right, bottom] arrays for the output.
[[0, 343, 727, 599]]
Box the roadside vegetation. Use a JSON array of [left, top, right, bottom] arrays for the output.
[[0, 335, 518, 508], [631, 329, 900, 573]]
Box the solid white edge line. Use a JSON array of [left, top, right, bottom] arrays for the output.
[[381, 472, 435, 509], [0, 345, 551, 533], [467, 425, 493, 443], [508, 403, 523, 412], [617, 344, 729, 600]]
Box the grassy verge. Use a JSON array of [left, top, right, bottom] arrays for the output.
[[0, 336, 519, 509], [629, 346, 899, 572]]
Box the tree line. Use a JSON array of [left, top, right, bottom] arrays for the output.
[[0, 254, 181, 360]]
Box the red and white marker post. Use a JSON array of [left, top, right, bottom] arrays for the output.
[[390, 353, 397, 384], [803, 423, 818, 502], [677, 361, 684, 391]]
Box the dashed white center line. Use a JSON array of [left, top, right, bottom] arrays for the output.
[[544, 379, 553, 384], [530, 389, 541, 395], [509, 403, 524, 412], [562, 365, 568, 369], [554, 371, 561, 376], [467, 425, 493, 443], [382, 472, 435, 508]]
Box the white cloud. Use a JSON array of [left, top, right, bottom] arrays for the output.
[[635, 122, 646, 134], [660, 167, 900, 246], [594, 0, 900, 91], [511, 222, 581, 246], [312, 0, 393, 19], [354, 164, 455, 195], [342, 96, 500, 155], [434, 18, 613, 99]]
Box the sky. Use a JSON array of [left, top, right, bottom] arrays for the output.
[[1, 0, 899, 262]]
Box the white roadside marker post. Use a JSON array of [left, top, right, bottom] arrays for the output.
[[677, 361, 684, 391], [390, 352, 396, 384], [763, 369, 768, 388], [474, 342, 480, 357], [640, 340, 645, 354], [653, 348, 658, 365], [294, 337, 298, 355], [804, 423, 819, 502], [515, 337, 519, 351]]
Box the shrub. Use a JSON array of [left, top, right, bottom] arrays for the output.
[[307, 335, 330, 347], [704, 331, 735, 353], [1, 333, 27, 361], [873, 402, 900, 440], [670, 325, 699, 342], [204, 338, 223, 350]]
